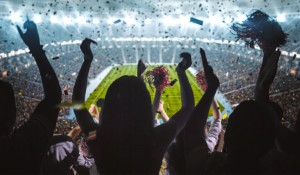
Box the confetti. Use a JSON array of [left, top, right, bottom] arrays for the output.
[[52, 56, 59, 60], [190, 17, 203, 25]]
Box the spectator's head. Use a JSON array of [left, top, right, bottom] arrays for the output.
[[224, 100, 275, 163], [96, 75, 153, 173], [100, 75, 153, 130], [0, 80, 16, 136]]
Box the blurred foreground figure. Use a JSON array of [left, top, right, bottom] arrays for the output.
[[0, 20, 61, 173]]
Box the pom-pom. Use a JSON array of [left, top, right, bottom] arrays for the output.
[[231, 10, 288, 50], [196, 70, 207, 91], [144, 66, 172, 93]]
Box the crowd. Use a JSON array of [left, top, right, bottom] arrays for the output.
[[0, 14, 299, 174], [1, 41, 299, 132]]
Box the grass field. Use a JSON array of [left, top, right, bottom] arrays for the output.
[[85, 65, 224, 118]]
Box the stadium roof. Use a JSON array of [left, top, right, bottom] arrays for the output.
[[0, 0, 299, 58]]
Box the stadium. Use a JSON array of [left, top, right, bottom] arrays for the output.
[[0, 0, 299, 174]]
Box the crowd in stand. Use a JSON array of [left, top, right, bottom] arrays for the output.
[[1, 42, 299, 132], [0, 14, 299, 174]]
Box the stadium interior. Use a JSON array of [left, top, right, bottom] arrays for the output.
[[0, 0, 299, 131]]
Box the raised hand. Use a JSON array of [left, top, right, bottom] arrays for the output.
[[200, 48, 219, 90], [137, 59, 147, 78], [157, 100, 164, 113], [73, 38, 98, 136], [176, 52, 192, 73], [17, 20, 41, 50], [183, 49, 219, 173], [80, 38, 97, 62]]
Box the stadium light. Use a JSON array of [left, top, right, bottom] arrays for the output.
[[224, 17, 232, 24], [107, 17, 117, 24], [10, 12, 22, 23], [33, 15, 42, 24], [92, 18, 100, 24], [50, 16, 59, 24], [62, 16, 72, 25], [76, 16, 86, 24], [179, 16, 190, 24], [236, 14, 246, 22], [276, 14, 286, 22], [209, 15, 223, 25], [163, 16, 176, 26], [124, 17, 136, 25], [145, 18, 152, 24]]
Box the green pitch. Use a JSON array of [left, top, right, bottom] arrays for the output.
[[85, 65, 224, 118]]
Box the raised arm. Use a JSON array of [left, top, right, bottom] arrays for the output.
[[17, 20, 61, 124], [152, 90, 162, 118], [255, 50, 281, 102], [72, 39, 98, 136], [184, 48, 220, 172], [211, 99, 221, 121], [2, 20, 63, 174], [176, 53, 195, 110], [157, 100, 170, 123], [254, 50, 299, 155], [216, 129, 225, 152], [154, 52, 194, 152], [137, 59, 147, 79], [205, 99, 222, 152]]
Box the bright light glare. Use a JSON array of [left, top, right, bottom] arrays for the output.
[[163, 16, 176, 26], [277, 14, 286, 22], [179, 16, 190, 24], [33, 15, 42, 23], [124, 17, 136, 25], [10, 12, 22, 23], [76, 16, 86, 24], [209, 16, 223, 25], [145, 18, 152, 24], [224, 17, 232, 24], [62, 17, 72, 25], [92, 18, 100, 24], [236, 14, 247, 22], [107, 17, 117, 24], [50, 16, 59, 23]]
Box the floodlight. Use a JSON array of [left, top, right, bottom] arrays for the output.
[[209, 16, 222, 25], [76, 16, 86, 24], [50, 16, 59, 23], [236, 14, 246, 22], [145, 18, 152, 24], [224, 17, 232, 24], [33, 15, 42, 23], [62, 17, 72, 25], [92, 18, 100, 24], [124, 17, 136, 25], [107, 17, 117, 24], [10, 12, 22, 23], [163, 16, 176, 26], [277, 14, 286, 22]]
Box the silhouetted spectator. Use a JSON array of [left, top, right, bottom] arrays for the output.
[[0, 20, 61, 174]]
